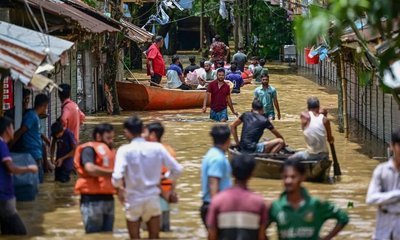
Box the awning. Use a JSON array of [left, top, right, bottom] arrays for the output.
[[14, 0, 152, 43], [0, 21, 74, 90], [20, 0, 120, 33], [62, 0, 153, 43], [341, 19, 399, 43], [120, 19, 153, 44]]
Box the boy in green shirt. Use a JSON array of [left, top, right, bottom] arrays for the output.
[[268, 160, 349, 240]]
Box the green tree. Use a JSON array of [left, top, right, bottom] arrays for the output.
[[250, 1, 294, 59], [191, 0, 231, 44], [82, 0, 96, 8]]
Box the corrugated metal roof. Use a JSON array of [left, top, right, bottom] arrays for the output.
[[120, 19, 153, 43], [64, 0, 153, 43], [22, 0, 120, 33], [0, 21, 73, 86], [0, 38, 45, 84], [341, 20, 399, 43]]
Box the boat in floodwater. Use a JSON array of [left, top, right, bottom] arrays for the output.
[[228, 148, 332, 182], [116, 81, 208, 111]]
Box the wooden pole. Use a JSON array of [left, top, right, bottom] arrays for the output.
[[339, 52, 349, 137], [200, 0, 204, 55], [336, 56, 344, 133]]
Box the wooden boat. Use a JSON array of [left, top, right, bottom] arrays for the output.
[[228, 148, 332, 182], [116, 81, 207, 111]]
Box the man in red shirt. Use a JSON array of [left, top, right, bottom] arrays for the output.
[[209, 35, 229, 63], [147, 36, 166, 86], [202, 69, 238, 122], [57, 84, 85, 143]]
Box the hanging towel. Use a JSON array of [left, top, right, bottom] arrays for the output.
[[160, 7, 170, 25], [319, 48, 328, 61], [219, 0, 228, 19], [123, 3, 132, 18], [164, 32, 170, 50], [152, 24, 156, 34], [179, 0, 193, 9]]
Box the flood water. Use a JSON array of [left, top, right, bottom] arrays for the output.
[[9, 64, 388, 239]]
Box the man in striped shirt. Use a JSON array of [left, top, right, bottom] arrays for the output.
[[366, 128, 400, 240], [207, 154, 268, 240]]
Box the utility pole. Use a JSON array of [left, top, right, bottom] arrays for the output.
[[200, 0, 204, 56]]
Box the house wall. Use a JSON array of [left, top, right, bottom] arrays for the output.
[[297, 48, 400, 143]]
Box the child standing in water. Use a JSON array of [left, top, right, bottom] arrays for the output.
[[50, 121, 77, 183]]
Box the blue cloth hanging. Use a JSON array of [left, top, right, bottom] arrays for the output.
[[319, 48, 328, 61], [123, 4, 132, 18], [179, 0, 193, 9], [309, 46, 329, 61], [152, 24, 156, 34], [219, 0, 228, 19], [164, 32, 169, 49]]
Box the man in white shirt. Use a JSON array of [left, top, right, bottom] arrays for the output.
[[112, 116, 183, 239], [198, 61, 216, 89], [289, 97, 333, 160], [366, 128, 400, 240]]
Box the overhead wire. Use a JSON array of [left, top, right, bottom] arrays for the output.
[[143, 0, 255, 27], [131, 3, 156, 20]]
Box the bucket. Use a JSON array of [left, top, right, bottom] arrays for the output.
[[11, 153, 39, 201], [305, 48, 319, 64]]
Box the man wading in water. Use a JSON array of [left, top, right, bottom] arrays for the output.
[[200, 125, 232, 227], [268, 159, 349, 239], [254, 73, 281, 121], [112, 116, 182, 239], [366, 128, 400, 239], [74, 124, 116, 233], [202, 68, 238, 122]]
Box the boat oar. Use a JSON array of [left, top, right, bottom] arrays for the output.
[[330, 143, 342, 176]]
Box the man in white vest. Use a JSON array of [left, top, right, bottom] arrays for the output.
[[290, 97, 334, 160]]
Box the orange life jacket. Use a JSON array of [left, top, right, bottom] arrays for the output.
[[74, 142, 116, 195], [161, 144, 177, 193]]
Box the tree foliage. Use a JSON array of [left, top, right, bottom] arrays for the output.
[[191, 0, 231, 43], [250, 1, 294, 59], [82, 0, 97, 8]]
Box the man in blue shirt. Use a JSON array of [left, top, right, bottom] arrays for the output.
[[225, 63, 244, 94], [0, 117, 38, 235], [200, 125, 232, 227], [254, 73, 281, 121], [166, 55, 191, 90], [13, 94, 50, 183]]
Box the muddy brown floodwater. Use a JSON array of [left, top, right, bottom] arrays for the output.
[[8, 65, 387, 240]]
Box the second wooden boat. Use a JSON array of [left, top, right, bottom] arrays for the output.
[[116, 81, 207, 111], [228, 148, 332, 182]]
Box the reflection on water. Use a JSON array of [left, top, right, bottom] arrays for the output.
[[11, 65, 385, 239]]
